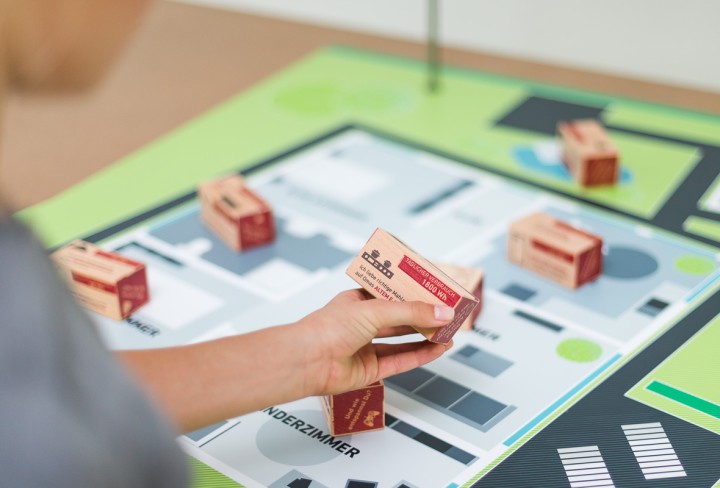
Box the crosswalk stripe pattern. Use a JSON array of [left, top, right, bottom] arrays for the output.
[[621, 422, 687, 480], [557, 446, 616, 487]]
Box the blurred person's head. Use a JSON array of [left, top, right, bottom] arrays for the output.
[[0, 0, 150, 93]]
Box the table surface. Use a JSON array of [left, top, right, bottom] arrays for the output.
[[5, 6, 719, 486], [2, 1, 719, 210]]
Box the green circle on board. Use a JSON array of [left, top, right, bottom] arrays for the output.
[[274, 84, 342, 116], [343, 86, 414, 112], [675, 255, 715, 275], [556, 339, 602, 363]]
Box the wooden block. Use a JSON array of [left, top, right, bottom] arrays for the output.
[[437, 263, 484, 331], [198, 175, 276, 251], [51, 241, 149, 320], [557, 119, 619, 187], [346, 228, 480, 344], [508, 213, 603, 289], [321, 381, 385, 436]]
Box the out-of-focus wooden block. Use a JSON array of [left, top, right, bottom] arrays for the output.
[[51, 241, 149, 320], [198, 175, 275, 251], [558, 119, 619, 187], [508, 213, 603, 289]]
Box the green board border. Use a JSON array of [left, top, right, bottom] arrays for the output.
[[17, 45, 720, 249]]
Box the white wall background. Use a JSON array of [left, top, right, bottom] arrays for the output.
[[178, 0, 720, 93]]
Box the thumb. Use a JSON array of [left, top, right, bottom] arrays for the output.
[[356, 299, 454, 333]]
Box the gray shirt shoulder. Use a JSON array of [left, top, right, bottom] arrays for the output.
[[0, 217, 188, 487]]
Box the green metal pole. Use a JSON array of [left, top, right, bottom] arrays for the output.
[[427, 0, 440, 93]]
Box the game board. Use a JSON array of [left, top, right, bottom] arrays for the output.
[[20, 47, 720, 487]]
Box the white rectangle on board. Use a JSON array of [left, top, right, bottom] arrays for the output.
[[140, 268, 224, 329]]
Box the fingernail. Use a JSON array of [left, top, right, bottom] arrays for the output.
[[434, 305, 454, 322]]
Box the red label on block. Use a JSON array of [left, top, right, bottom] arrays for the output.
[[431, 296, 478, 344], [327, 382, 384, 436], [577, 246, 602, 285], [239, 211, 276, 250], [71, 272, 117, 293], [119, 267, 150, 316], [398, 255, 460, 307]]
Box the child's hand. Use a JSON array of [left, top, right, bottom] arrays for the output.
[[298, 289, 454, 397], [120, 289, 455, 432]]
